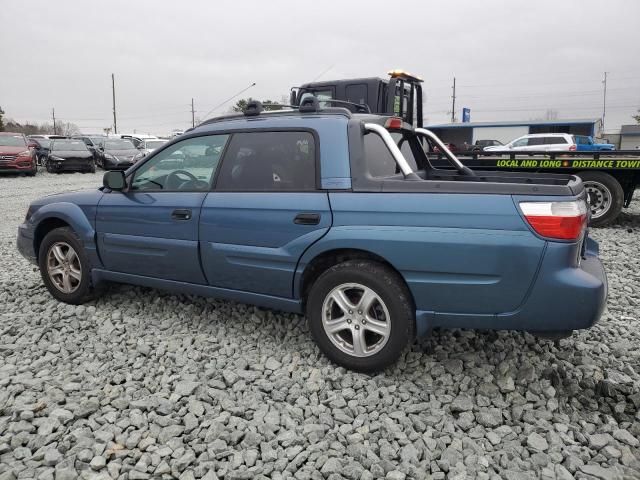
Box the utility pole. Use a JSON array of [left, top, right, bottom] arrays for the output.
[[111, 73, 117, 134], [451, 76, 457, 123], [602, 72, 608, 131], [191, 98, 195, 128], [52, 108, 57, 134]]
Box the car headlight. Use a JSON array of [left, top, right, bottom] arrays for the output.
[[104, 153, 116, 160], [18, 150, 31, 157], [133, 152, 145, 162], [49, 155, 64, 161]]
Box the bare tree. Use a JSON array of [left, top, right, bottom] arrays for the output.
[[56, 121, 80, 136]]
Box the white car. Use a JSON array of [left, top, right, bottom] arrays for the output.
[[119, 134, 159, 150], [139, 138, 166, 155], [484, 133, 576, 152]]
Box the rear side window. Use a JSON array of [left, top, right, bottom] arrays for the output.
[[391, 132, 419, 171], [528, 137, 545, 146], [545, 136, 568, 144], [364, 133, 398, 177], [215, 131, 316, 191]]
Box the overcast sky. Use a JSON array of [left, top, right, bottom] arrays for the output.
[[2, 0, 639, 135]]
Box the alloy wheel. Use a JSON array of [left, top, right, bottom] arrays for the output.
[[46, 242, 82, 293], [321, 283, 391, 357]]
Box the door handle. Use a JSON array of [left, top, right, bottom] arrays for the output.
[[294, 213, 321, 225], [171, 209, 192, 220]]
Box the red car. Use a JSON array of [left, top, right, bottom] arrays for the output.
[[0, 132, 37, 176]]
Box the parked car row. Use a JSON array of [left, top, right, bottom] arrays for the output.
[[450, 135, 616, 153], [0, 132, 167, 176], [483, 134, 615, 153]]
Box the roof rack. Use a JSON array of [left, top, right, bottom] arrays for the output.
[[196, 96, 361, 127]]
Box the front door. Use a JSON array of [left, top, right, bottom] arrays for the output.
[[199, 130, 332, 298], [96, 134, 229, 284]]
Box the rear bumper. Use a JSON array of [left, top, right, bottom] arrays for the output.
[[415, 237, 607, 335]]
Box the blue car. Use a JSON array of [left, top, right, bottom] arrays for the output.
[[17, 100, 607, 371]]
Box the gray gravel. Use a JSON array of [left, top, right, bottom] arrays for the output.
[[0, 170, 639, 480]]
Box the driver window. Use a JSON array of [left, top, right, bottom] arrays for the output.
[[131, 135, 229, 191], [512, 138, 528, 147]]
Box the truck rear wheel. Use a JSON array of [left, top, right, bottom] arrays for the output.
[[578, 171, 623, 227], [306, 260, 415, 372]]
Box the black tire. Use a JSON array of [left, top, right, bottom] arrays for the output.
[[89, 162, 96, 173], [38, 227, 94, 304], [578, 171, 623, 227], [306, 260, 415, 373], [45, 160, 54, 173]]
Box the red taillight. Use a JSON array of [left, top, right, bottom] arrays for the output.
[[385, 117, 403, 130], [520, 201, 587, 240], [569, 145, 577, 151]]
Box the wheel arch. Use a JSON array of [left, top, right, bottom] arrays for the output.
[[31, 203, 100, 266], [34, 217, 71, 261], [297, 248, 415, 311]]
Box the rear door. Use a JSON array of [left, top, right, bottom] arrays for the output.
[[525, 136, 545, 152], [545, 136, 570, 151], [199, 130, 331, 298], [96, 134, 229, 283]]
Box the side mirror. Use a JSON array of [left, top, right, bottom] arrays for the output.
[[103, 171, 126, 191], [289, 89, 298, 106]]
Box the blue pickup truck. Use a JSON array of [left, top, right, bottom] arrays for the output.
[[17, 99, 608, 372], [574, 135, 615, 151]]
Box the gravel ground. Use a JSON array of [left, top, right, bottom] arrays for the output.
[[0, 171, 639, 480]]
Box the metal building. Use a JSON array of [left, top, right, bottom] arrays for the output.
[[426, 118, 602, 148], [620, 125, 640, 150]]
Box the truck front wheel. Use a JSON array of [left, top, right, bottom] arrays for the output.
[[578, 171, 623, 227], [38, 227, 95, 304], [306, 260, 415, 372]]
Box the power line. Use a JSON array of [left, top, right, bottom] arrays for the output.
[[200, 82, 256, 119]]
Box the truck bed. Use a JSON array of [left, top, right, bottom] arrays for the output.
[[355, 168, 584, 197]]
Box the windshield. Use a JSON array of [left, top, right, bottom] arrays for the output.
[[105, 139, 135, 150], [89, 136, 105, 144], [0, 135, 27, 147], [145, 140, 165, 149], [52, 140, 88, 151]]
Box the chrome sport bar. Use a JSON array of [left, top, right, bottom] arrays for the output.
[[415, 128, 466, 171], [364, 123, 415, 177]]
